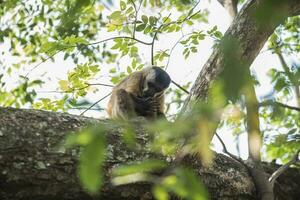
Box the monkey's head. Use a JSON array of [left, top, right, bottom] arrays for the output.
[[142, 66, 171, 98]]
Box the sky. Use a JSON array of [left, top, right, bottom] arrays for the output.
[[1, 0, 293, 159]]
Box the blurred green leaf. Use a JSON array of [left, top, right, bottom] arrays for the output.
[[113, 159, 167, 177], [79, 134, 106, 193], [155, 167, 208, 200]]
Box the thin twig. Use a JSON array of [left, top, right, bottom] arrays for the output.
[[25, 35, 152, 77], [25, 49, 66, 78], [69, 107, 104, 111], [36, 82, 113, 94], [259, 100, 300, 112], [35, 90, 67, 94], [88, 36, 152, 46], [269, 150, 300, 187], [151, 13, 172, 65], [80, 92, 112, 116], [165, 33, 192, 71], [129, 0, 138, 38], [215, 132, 244, 164], [171, 80, 189, 94], [86, 82, 114, 87]]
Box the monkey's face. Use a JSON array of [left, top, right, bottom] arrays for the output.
[[142, 67, 171, 97], [143, 81, 163, 97]]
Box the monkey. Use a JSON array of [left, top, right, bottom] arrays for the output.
[[107, 66, 171, 120]]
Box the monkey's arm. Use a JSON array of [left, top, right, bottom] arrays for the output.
[[130, 95, 156, 116], [156, 94, 167, 119], [157, 111, 167, 119]]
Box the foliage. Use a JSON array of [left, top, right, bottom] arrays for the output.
[[260, 15, 300, 162]]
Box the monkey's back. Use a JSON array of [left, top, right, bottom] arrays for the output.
[[113, 71, 144, 96], [107, 71, 144, 118]]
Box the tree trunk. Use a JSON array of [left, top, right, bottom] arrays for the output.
[[0, 107, 299, 200]]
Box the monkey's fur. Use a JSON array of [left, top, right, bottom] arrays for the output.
[[107, 66, 171, 120]]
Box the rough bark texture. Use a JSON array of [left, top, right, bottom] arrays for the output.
[[0, 107, 299, 200], [183, 0, 300, 111]]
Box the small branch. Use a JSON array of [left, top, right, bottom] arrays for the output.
[[277, 52, 292, 80], [171, 80, 189, 94], [25, 36, 152, 78], [69, 107, 104, 111], [259, 100, 300, 112], [129, 0, 138, 38], [85, 82, 114, 87], [88, 36, 152, 46], [165, 33, 192, 71], [68, 85, 90, 93], [35, 90, 67, 94], [25, 49, 66, 78], [36, 82, 112, 94], [80, 92, 112, 116], [215, 132, 244, 164], [269, 150, 300, 187], [151, 13, 172, 65]]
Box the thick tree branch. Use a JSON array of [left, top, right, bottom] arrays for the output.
[[183, 0, 300, 112], [0, 107, 299, 199], [244, 82, 273, 200]]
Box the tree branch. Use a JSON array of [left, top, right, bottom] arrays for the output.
[[0, 107, 299, 199], [80, 92, 111, 116], [215, 132, 244, 164], [183, 0, 300, 112], [269, 150, 300, 187], [259, 100, 300, 112]]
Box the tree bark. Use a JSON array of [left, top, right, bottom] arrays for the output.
[[0, 107, 299, 200], [183, 0, 300, 112]]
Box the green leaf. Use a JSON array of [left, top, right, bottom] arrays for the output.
[[110, 11, 122, 20], [184, 51, 190, 59], [120, 1, 126, 10], [287, 128, 297, 135], [89, 65, 99, 73], [126, 6, 134, 14], [144, 25, 152, 34], [149, 16, 157, 25], [186, 20, 193, 25], [112, 159, 167, 176], [59, 80, 70, 91], [153, 185, 169, 200], [136, 23, 146, 32], [79, 134, 106, 193], [214, 31, 223, 39], [127, 66, 132, 74], [159, 168, 208, 200], [274, 77, 288, 92], [142, 15, 148, 24]]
